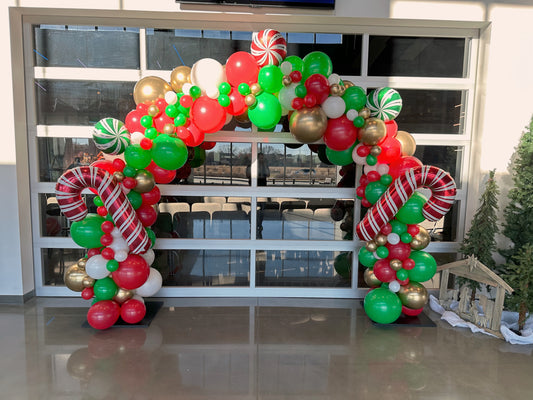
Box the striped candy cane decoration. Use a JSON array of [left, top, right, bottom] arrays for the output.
[[55, 166, 150, 254], [356, 165, 457, 241]]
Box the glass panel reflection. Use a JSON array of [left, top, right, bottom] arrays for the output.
[[368, 36, 465, 78], [256, 250, 350, 287], [37, 137, 100, 182], [39, 193, 98, 237], [414, 145, 463, 188], [33, 25, 140, 68], [41, 248, 86, 286], [36, 80, 135, 126], [153, 249, 250, 286]]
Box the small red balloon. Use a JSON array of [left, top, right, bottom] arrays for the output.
[[289, 70, 302, 83], [112, 158, 126, 172], [304, 73, 330, 105], [200, 141, 216, 150], [101, 247, 115, 260], [125, 109, 144, 133], [136, 102, 150, 113], [402, 305, 424, 317], [304, 94, 317, 108], [155, 98, 168, 111], [140, 138, 153, 150], [100, 233, 114, 247], [87, 248, 101, 258], [122, 177, 137, 189], [112, 254, 150, 290], [292, 97, 304, 110], [357, 145, 371, 157], [81, 287, 94, 300], [120, 299, 147, 324], [367, 171, 380, 182], [153, 113, 174, 133], [97, 206, 108, 217], [407, 225, 420, 236], [225, 87, 246, 116], [385, 120, 398, 138], [377, 136, 402, 164], [380, 223, 393, 235], [87, 300, 121, 330], [373, 259, 396, 283], [180, 95, 193, 108], [145, 161, 176, 184], [136, 204, 157, 227], [323, 115, 358, 151], [402, 258, 416, 270], [386, 242, 411, 261], [141, 186, 161, 206], [101, 220, 114, 234], [388, 156, 423, 180]]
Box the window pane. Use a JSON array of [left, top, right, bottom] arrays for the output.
[[393, 89, 464, 134], [154, 249, 250, 287], [414, 145, 463, 188], [255, 250, 350, 287], [33, 25, 140, 69], [41, 248, 86, 286], [368, 36, 465, 77], [37, 137, 99, 182], [35, 80, 135, 126]]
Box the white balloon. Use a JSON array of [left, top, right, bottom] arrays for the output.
[[373, 251, 382, 260], [114, 250, 128, 262], [206, 87, 220, 99], [327, 73, 341, 85], [389, 280, 401, 293], [190, 58, 225, 96], [135, 268, 163, 297], [85, 255, 110, 279], [364, 164, 378, 174], [141, 249, 155, 266], [130, 131, 144, 145], [280, 61, 293, 75], [132, 294, 145, 303], [278, 83, 297, 110], [387, 233, 400, 245], [376, 163, 390, 175], [122, 186, 130, 195], [321, 96, 346, 119], [182, 83, 192, 95], [346, 109, 358, 121], [102, 153, 125, 162], [164, 90, 178, 105], [352, 143, 368, 165]]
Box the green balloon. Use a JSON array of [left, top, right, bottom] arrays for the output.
[[146, 228, 156, 248], [284, 55, 303, 73], [342, 86, 367, 111], [358, 247, 377, 268], [364, 287, 402, 324], [376, 246, 389, 259], [151, 137, 188, 170], [396, 192, 427, 225], [408, 251, 437, 282], [70, 214, 105, 249], [390, 219, 407, 235], [93, 277, 118, 301], [189, 147, 206, 168], [326, 143, 356, 166], [127, 190, 143, 209], [165, 104, 179, 118], [258, 65, 283, 94], [302, 51, 333, 80], [365, 181, 388, 204], [334, 252, 352, 280], [124, 144, 152, 169], [106, 259, 119, 272], [248, 92, 282, 130]]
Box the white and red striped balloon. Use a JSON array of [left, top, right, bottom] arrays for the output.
[[251, 29, 287, 67], [55, 166, 150, 254], [356, 165, 457, 241]]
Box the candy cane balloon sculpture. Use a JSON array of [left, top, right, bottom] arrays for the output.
[[56, 166, 150, 254]]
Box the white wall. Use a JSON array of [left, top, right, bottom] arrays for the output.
[[2, 0, 532, 296]]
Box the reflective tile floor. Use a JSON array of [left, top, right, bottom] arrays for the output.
[[1, 297, 533, 400]]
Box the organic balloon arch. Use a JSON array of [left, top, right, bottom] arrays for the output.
[[57, 29, 456, 329]]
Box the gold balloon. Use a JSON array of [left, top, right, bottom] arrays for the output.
[[134, 170, 156, 193], [289, 106, 328, 143], [282, 76, 292, 86], [398, 281, 428, 309], [375, 233, 388, 246], [82, 275, 95, 288], [411, 227, 431, 250], [370, 145, 382, 156], [133, 76, 172, 105], [365, 240, 378, 252], [147, 105, 160, 117], [170, 65, 191, 93], [329, 84, 342, 96], [113, 288, 134, 304], [343, 80, 355, 88], [244, 94, 257, 107], [250, 83, 262, 95], [64, 263, 88, 292], [397, 130, 417, 156], [360, 118, 387, 145], [77, 257, 87, 269], [113, 171, 125, 182], [163, 123, 175, 135], [359, 107, 371, 119], [390, 259, 403, 271], [364, 268, 381, 287]]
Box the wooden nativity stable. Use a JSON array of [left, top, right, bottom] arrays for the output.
[[437, 256, 513, 337]]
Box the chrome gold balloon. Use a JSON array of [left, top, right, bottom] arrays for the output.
[[364, 268, 381, 287], [82, 275, 95, 288], [370, 145, 382, 156], [375, 233, 388, 246], [365, 240, 378, 252], [133, 76, 172, 105], [358, 107, 371, 119], [398, 281, 428, 309], [343, 80, 355, 88], [147, 105, 160, 117], [163, 123, 175, 135], [397, 130, 417, 156], [244, 94, 257, 107], [411, 227, 431, 250], [113, 171, 125, 182], [329, 84, 342, 96], [390, 259, 403, 271], [289, 106, 328, 143], [360, 118, 387, 145], [282, 76, 292, 86], [113, 288, 134, 304], [77, 257, 87, 269], [170, 65, 191, 93], [134, 170, 156, 193], [64, 263, 88, 292], [250, 83, 262, 95]]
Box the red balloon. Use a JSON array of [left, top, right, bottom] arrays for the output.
[[125, 109, 144, 133], [155, 98, 168, 111], [141, 186, 161, 206], [90, 160, 117, 175], [176, 163, 192, 179], [184, 123, 205, 147], [112, 254, 150, 290], [225, 51, 259, 87], [87, 300, 121, 330], [388, 156, 423, 180], [373, 259, 396, 283], [225, 87, 247, 116], [153, 113, 175, 133], [112, 158, 126, 171], [190, 96, 227, 134], [385, 120, 398, 138], [402, 305, 424, 316], [386, 242, 411, 261], [101, 247, 115, 260], [136, 204, 157, 227], [377, 136, 402, 164], [402, 258, 416, 270], [200, 141, 216, 150], [120, 299, 147, 324], [145, 161, 176, 184], [323, 115, 358, 151], [304, 73, 330, 105], [81, 287, 94, 300]]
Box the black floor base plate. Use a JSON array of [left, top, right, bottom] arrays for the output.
[[83, 301, 163, 329], [361, 301, 436, 327]]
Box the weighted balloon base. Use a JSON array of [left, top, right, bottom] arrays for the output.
[[82, 301, 163, 329]]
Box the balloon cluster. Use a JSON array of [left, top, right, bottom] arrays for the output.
[[57, 29, 457, 328]]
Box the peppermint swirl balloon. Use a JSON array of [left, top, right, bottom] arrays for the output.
[[251, 29, 287, 67], [366, 87, 403, 121], [93, 118, 131, 155]]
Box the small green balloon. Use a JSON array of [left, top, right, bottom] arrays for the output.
[[127, 190, 143, 209], [140, 115, 153, 128], [365, 181, 388, 205], [396, 268, 409, 281], [238, 83, 251, 96], [284, 55, 304, 73], [218, 94, 231, 107], [302, 51, 333, 80], [353, 116, 365, 128], [325, 143, 356, 166], [189, 147, 206, 168], [146, 228, 156, 248], [124, 144, 152, 170], [396, 192, 427, 225], [219, 82, 231, 95], [144, 127, 158, 139], [390, 219, 407, 235], [151, 137, 188, 171], [364, 287, 402, 324], [295, 84, 307, 98], [178, 105, 190, 117], [70, 214, 105, 249], [174, 114, 187, 127], [358, 247, 377, 268], [342, 86, 367, 111], [123, 165, 137, 178], [380, 174, 393, 186], [106, 259, 119, 272], [366, 154, 377, 166], [189, 86, 201, 98], [376, 246, 389, 259], [258, 65, 283, 94], [248, 92, 282, 130], [165, 104, 179, 118], [408, 250, 437, 282], [93, 277, 118, 301], [401, 232, 413, 243], [93, 196, 104, 207]]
